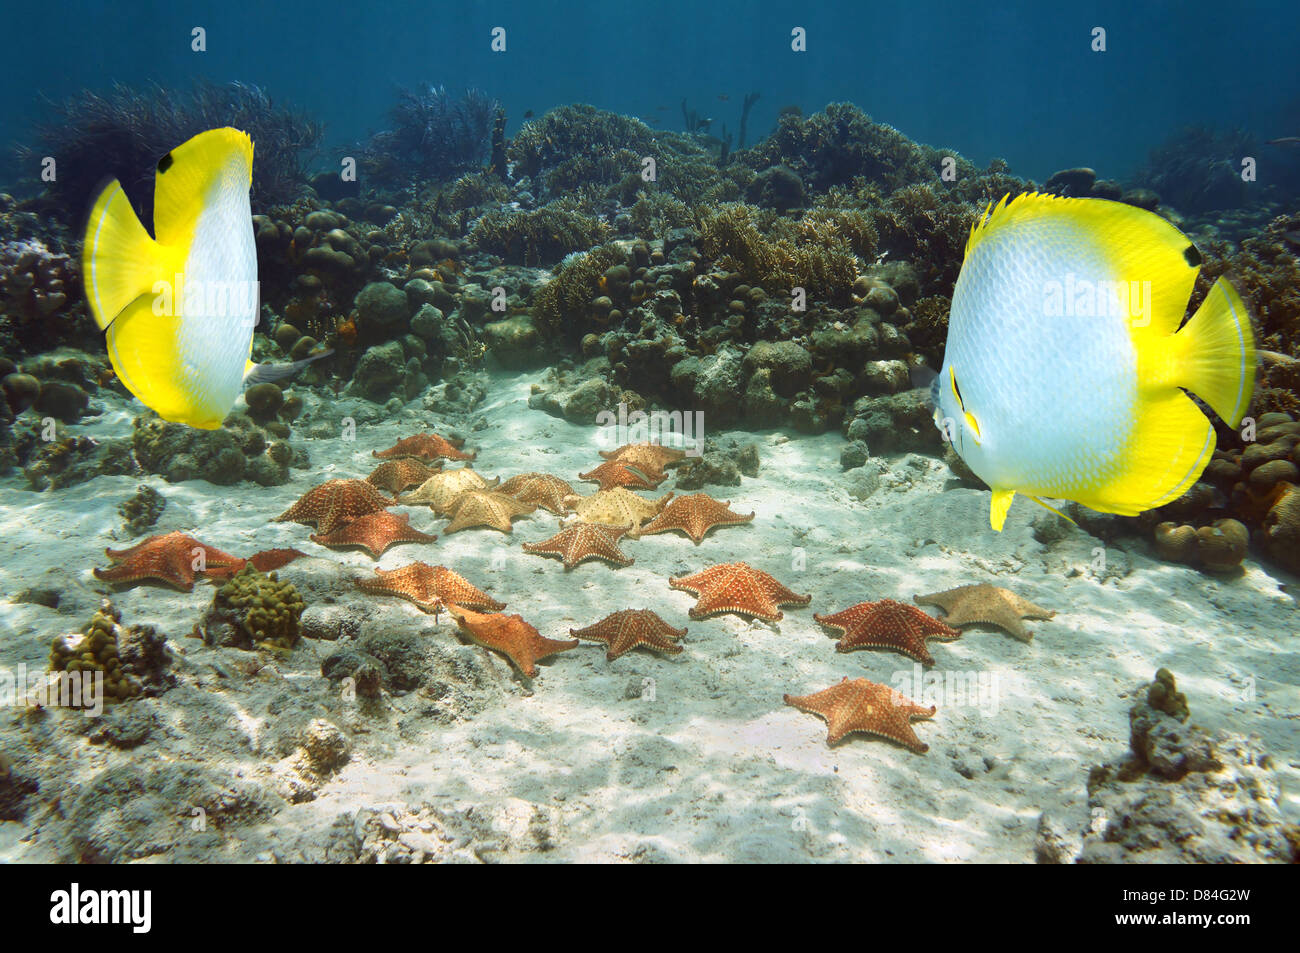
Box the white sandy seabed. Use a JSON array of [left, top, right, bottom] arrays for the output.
[[0, 367, 1296, 863]]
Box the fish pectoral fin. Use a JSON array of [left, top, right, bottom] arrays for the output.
[[989, 489, 1016, 531], [1027, 495, 1077, 525], [242, 348, 334, 389], [82, 179, 177, 330]]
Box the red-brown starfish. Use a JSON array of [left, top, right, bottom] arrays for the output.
[[669, 562, 811, 622], [638, 493, 755, 544], [522, 523, 634, 570], [571, 609, 686, 661], [366, 458, 443, 494], [497, 472, 575, 514], [815, 599, 961, 666], [276, 479, 393, 535], [373, 432, 475, 462], [578, 460, 667, 491], [785, 677, 936, 753], [205, 547, 310, 580], [355, 562, 504, 612], [93, 531, 244, 591], [446, 605, 578, 678], [310, 511, 437, 558]]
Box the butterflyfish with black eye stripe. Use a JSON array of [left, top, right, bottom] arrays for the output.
[[931, 192, 1255, 531], [82, 127, 329, 430]]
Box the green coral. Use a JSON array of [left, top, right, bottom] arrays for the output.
[[470, 198, 611, 265], [214, 565, 306, 651], [531, 243, 630, 338], [48, 602, 142, 703], [445, 171, 510, 211], [697, 203, 862, 304], [742, 102, 940, 194], [1146, 668, 1190, 722]]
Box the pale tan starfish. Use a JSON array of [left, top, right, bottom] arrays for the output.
[[913, 583, 1055, 642]]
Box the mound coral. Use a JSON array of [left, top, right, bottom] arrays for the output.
[[203, 565, 306, 651], [48, 600, 171, 703]]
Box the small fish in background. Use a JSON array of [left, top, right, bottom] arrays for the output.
[[931, 192, 1255, 531], [82, 127, 328, 429], [522, 109, 534, 119], [717, 93, 730, 101]]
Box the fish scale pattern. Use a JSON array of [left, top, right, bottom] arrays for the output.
[[941, 214, 1137, 497]]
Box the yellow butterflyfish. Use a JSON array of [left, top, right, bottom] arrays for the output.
[[932, 192, 1255, 531], [82, 127, 326, 429]]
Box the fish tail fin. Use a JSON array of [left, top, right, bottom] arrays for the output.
[[1170, 277, 1256, 427], [989, 489, 1015, 531], [82, 179, 172, 330]]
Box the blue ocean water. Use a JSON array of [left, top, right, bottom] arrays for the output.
[[4, 0, 1298, 182]]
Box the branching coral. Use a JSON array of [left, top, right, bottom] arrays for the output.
[[1133, 125, 1255, 214], [360, 85, 499, 190], [531, 244, 630, 338], [697, 202, 863, 304], [17, 81, 322, 222], [742, 102, 940, 194], [470, 198, 611, 265]]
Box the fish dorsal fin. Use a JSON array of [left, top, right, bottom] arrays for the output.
[[153, 127, 253, 247], [966, 191, 1199, 339]]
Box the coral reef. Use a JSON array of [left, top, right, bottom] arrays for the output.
[[118, 484, 165, 536], [201, 565, 307, 651], [1068, 671, 1294, 863], [18, 81, 321, 223], [360, 85, 499, 189], [48, 600, 172, 703], [1132, 125, 1254, 214], [132, 411, 303, 486]]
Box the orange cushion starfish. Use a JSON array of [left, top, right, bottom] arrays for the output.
[[446, 605, 579, 678], [598, 442, 687, 474], [93, 531, 244, 591], [355, 562, 504, 612], [310, 511, 436, 558], [571, 609, 686, 661], [578, 460, 666, 491], [276, 479, 393, 534], [814, 599, 961, 666], [784, 677, 936, 753], [669, 562, 811, 621], [522, 523, 633, 569], [498, 473, 575, 514], [639, 493, 755, 544], [373, 433, 475, 462], [366, 458, 443, 494]]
